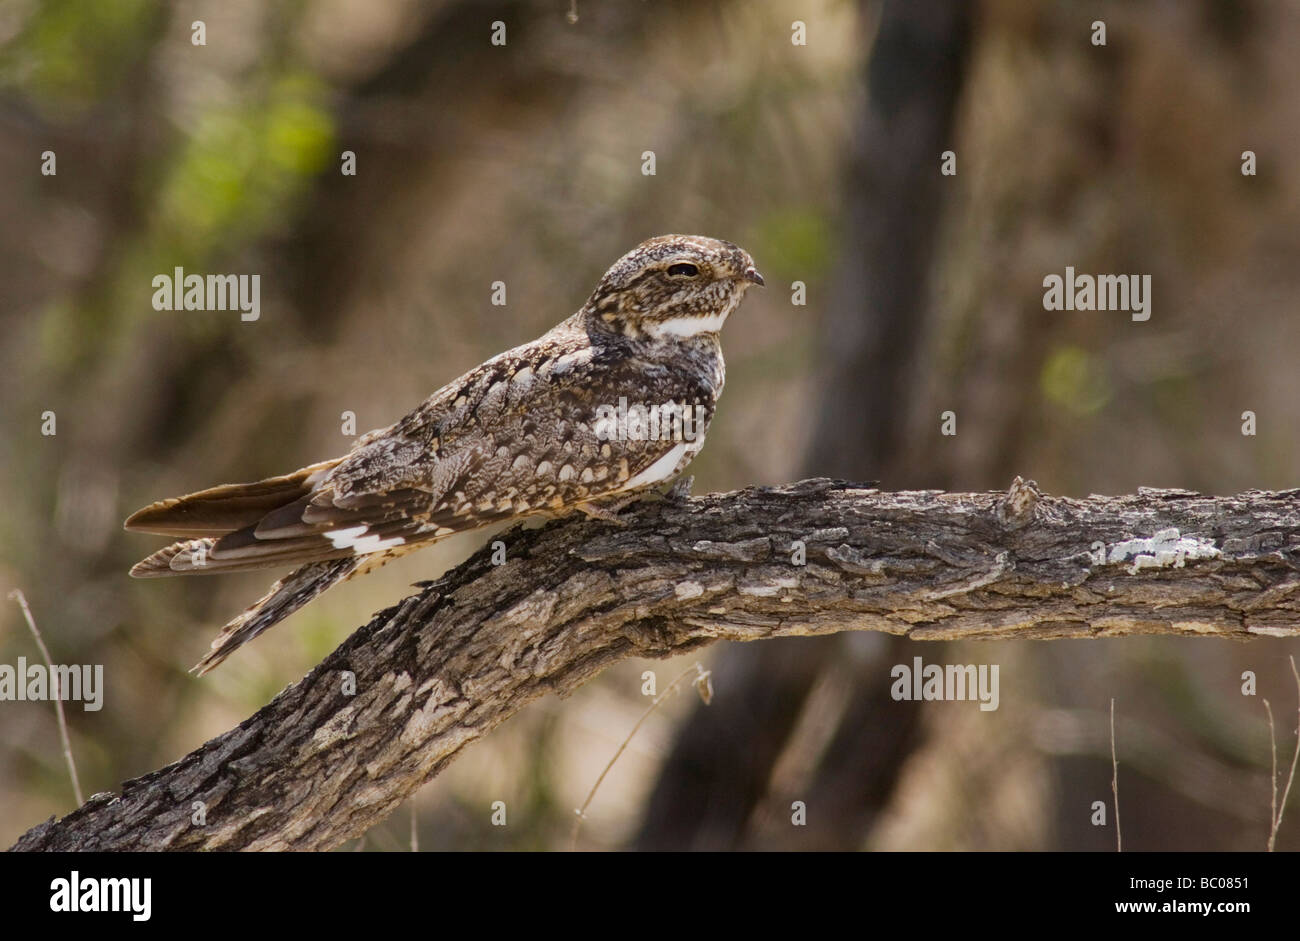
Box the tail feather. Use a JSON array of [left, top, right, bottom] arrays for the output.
[[128, 535, 354, 576], [125, 458, 433, 673], [130, 538, 217, 577], [124, 460, 341, 537], [193, 558, 362, 675]]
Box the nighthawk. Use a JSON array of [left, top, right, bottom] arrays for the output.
[[126, 235, 764, 674]]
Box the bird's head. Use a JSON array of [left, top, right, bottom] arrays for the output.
[[582, 235, 764, 341]]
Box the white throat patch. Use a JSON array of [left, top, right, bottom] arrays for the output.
[[645, 310, 730, 339]]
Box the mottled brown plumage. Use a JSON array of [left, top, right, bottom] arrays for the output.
[[126, 235, 763, 673]]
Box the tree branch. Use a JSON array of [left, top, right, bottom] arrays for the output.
[[13, 477, 1300, 851]]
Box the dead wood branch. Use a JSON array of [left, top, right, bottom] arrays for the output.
[[13, 477, 1300, 851]]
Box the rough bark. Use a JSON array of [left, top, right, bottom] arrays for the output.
[[13, 477, 1300, 852]]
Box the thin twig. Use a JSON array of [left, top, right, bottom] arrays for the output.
[[410, 800, 419, 852], [1266, 655, 1300, 852], [570, 662, 711, 850], [1110, 698, 1121, 853], [9, 589, 83, 805], [1265, 697, 1277, 851], [1280, 657, 1300, 829]]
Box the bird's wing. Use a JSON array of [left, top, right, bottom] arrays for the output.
[[129, 325, 713, 577]]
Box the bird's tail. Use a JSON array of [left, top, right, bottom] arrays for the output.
[[192, 557, 362, 675]]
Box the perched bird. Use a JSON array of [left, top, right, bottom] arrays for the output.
[[126, 235, 764, 674]]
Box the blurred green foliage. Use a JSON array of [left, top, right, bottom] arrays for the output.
[[0, 0, 158, 109], [156, 74, 334, 255], [1041, 344, 1110, 416]]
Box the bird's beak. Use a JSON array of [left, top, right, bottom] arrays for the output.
[[743, 266, 765, 287]]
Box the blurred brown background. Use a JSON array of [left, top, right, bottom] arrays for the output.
[[2, 0, 1299, 850]]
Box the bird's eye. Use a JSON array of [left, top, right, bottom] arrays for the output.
[[667, 263, 699, 277]]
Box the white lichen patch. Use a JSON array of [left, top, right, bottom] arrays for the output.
[[1093, 527, 1220, 575], [674, 581, 705, 600], [738, 575, 799, 598], [1247, 624, 1295, 638]]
